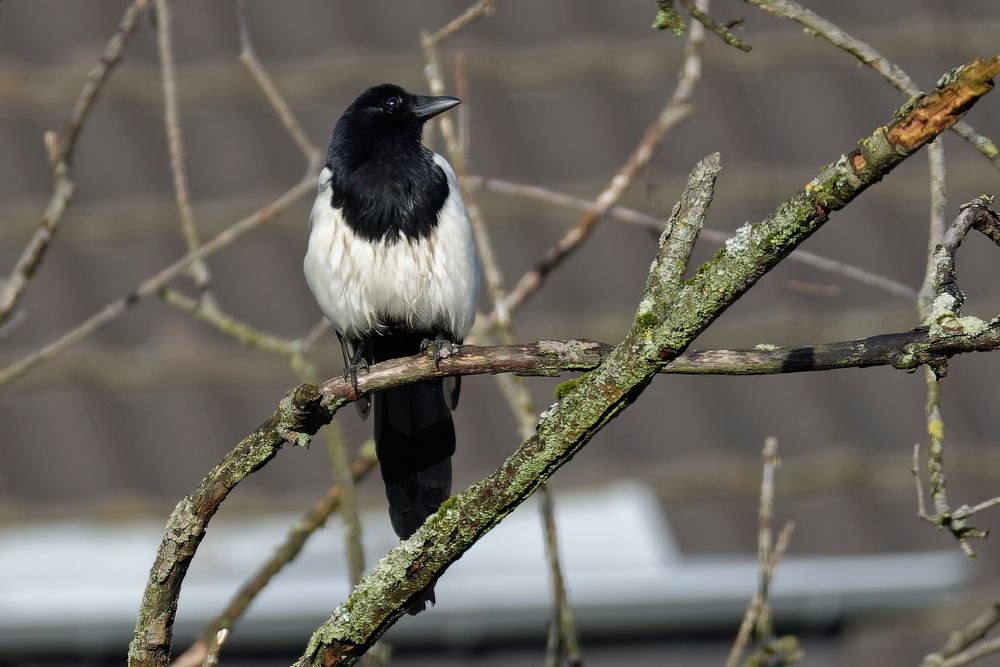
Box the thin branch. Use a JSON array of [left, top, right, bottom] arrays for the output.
[[939, 637, 1000, 667], [912, 443, 931, 520], [924, 603, 1000, 666], [743, 0, 1000, 174], [155, 0, 212, 293], [159, 287, 298, 358], [424, 0, 496, 46], [726, 438, 799, 667], [324, 428, 366, 587], [919, 139, 949, 314], [236, 0, 317, 163], [0, 170, 318, 389], [468, 174, 918, 300], [677, 0, 752, 52], [0, 0, 146, 325], [911, 198, 1000, 559], [483, 4, 707, 327]]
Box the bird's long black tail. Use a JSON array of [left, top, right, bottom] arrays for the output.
[[371, 331, 455, 615]]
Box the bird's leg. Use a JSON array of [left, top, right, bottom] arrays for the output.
[[343, 339, 369, 394], [420, 332, 455, 367]]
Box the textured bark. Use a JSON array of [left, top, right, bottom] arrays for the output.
[[127, 57, 999, 667], [293, 58, 999, 667]]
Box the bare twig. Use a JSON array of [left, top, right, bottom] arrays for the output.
[[912, 198, 1000, 559], [923, 603, 1000, 666], [726, 439, 799, 667], [539, 483, 583, 667], [0, 0, 146, 325], [155, 0, 213, 294], [236, 0, 317, 163], [937, 636, 1000, 667], [919, 139, 949, 314], [0, 171, 317, 389], [160, 287, 298, 358], [424, 0, 495, 46], [743, 0, 1000, 174], [324, 428, 366, 588], [483, 1, 707, 327], [468, 174, 918, 300], [678, 0, 751, 52]]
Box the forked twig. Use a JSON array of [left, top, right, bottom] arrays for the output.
[[725, 437, 800, 667]]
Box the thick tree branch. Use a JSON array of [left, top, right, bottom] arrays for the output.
[[169, 446, 378, 667], [128, 58, 999, 667], [744, 0, 1000, 173], [292, 59, 998, 665], [422, 3, 584, 660]]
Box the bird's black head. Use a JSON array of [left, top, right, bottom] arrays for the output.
[[324, 84, 461, 243], [328, 84, 460, 168]]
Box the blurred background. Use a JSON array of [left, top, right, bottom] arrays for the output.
[[1, 1, 1000, 665]]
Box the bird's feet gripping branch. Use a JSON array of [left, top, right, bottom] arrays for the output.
[[420, 333, 456, 367]]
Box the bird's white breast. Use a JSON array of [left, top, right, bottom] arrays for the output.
[[303, 154, 480, 340]]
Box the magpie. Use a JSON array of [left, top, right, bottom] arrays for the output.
[[303, 84, 480, 614]]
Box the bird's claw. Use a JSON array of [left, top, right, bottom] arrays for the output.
[[343, 344, 369, 394], [343, 358, 369, 394], [420, 334, 454, 367]]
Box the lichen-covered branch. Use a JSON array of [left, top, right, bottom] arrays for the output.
[[422, 5, 584, 660], [744, 0, 1000, 173], [0, 0, 146, 325], [168, 445, 377, 667], [677, 0, 751, 52], [913, 197, 1000, 559], [127, 58, 998, 667], [128, 384, 333, 667], [291, 59, 998, 665]]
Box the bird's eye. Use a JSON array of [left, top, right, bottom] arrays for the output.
[[384, 96, 402, 112]]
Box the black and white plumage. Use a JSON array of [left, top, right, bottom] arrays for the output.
[[303, 84, 480, 614]]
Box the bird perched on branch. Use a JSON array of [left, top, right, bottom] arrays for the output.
[[304, 83, 480, 614]]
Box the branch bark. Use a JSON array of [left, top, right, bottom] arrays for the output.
[[127, 57, 999, 667], [292, 58, 999, 666]]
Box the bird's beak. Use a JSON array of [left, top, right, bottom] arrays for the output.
[[411, 95, 462, 120]]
